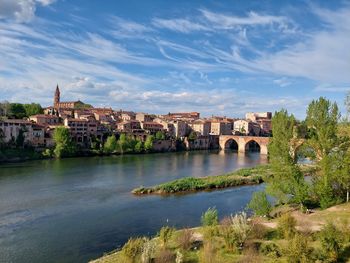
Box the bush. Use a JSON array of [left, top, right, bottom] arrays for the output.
[[247, 191, 271, 217], [220, 212, 251, 252], [249, 221, 268, 239], [199, 241, 217, 263], [177, 228, 193, 250], [141, 239, 155, 263], [318, 222, 343, 262], [283, 233, 312, 263], [259, 242, 281, 258], [201, 207, 218, 227], [277, 213, 296, 239], [122, 237, 146, 263], [158, 226, 175, 248]]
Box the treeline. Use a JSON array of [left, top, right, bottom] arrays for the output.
[[0, 101, 43, 119]]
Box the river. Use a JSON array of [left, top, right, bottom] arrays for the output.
[[0, 151, 267, 263]]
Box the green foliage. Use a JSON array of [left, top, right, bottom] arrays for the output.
[[155, 131, 166, 140], [122, 237, 146, 263], [247, 191, 271, 217], [117, 134, 130, 153], [144, 135, 154, 152], [158, 226, 175, 248], [103, 135, 117, 153], [8, 103, 26, 119], [177, 228, 193, 251], [259, 242, 281, 258], [220, 212, 251, 251], [42, 148, 53, 158], [134, 140, 143, 153], [318, 222, 343, 262], [277, 213, 296, 239], [15, 128, 25, 147], [283, 233, 312, 263], [141, 239, 156, 263], [53, 126, 76, 158], [201, 207, 218, 227], [267, 109, 309, 206], [188, 131, 197, 141], [23, 103, 43, 116]]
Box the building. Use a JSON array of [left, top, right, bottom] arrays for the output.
[[63, 118, 98, 145], [210, 120, 232, 135], [136, 112, 153, 122], [29, 114, 61, 126], [53, 85, 90, 110], [140, 121, 164, 134], [164, 112, 200, 121], [233, 120, 261, 136], [245, 112, 272, 135], [190, 119, 211, 136], [117, 120, 141, 132]]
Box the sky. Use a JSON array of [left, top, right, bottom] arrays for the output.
[[0, 0, 350, 118]]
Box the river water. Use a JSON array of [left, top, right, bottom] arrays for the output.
[[0, 151, 267, 263]]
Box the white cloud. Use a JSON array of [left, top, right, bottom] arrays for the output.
[[200, 9, 288, 28], [152, 18, 209, 33], [273, 77, 291, 87], [0, 0, 55, 22]]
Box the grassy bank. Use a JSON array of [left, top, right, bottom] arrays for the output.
[[91, 202, 350, 263], [132, 165, 272, 195]]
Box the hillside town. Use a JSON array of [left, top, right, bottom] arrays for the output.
[[0, 85, 272, 152]]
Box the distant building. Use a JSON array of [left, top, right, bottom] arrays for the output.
[[245, 112, 272, 135], [140, 121, 164, 134], [164, 112, 200, 121], [29, 114, 60, 126], [63, 118, 98, 145], [53, 85, 90, 110], [136, 112, 153, 122], [233, 119, 261, 136], [190, 119, 211, 136], [210, 120, 232, 135]]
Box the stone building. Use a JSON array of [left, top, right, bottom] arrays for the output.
[[63, 118, 98, 145], [210, 120, 232, 135], [53, 85, 89, 110], [140, 121, 164, 134], [29, 114, 61, 126], [189, 119, 211, 136], [136, 112, 153, 122]]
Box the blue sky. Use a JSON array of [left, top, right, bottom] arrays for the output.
[[0, 0, 350, 118]]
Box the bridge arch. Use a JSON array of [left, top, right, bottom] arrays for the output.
[[224, 138, 239, 151], [219, 135, 269, 155], [245, 139, 261, 152]]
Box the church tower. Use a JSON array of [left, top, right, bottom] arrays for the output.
[[54, 84, 60, 109]]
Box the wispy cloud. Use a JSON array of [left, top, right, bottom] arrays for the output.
[[152, 18, 209, 33]]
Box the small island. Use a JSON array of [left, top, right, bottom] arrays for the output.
[[132, 164, 315, 195]]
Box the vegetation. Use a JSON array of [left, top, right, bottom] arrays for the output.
[[201, 207, 218, 227], [53, 126, 76, 158], [0, 101, 43, 119], [247, 191, 271, 217], [132, 165, 272, 194]]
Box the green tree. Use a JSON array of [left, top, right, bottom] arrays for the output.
[[266, 109, 308, 206], [247, 191, 271, 217], [158, 226, 175, 248], [201, 207, 218, 227], [134, 140, 143, 153], [155, 131, 166, 140], [53, 126, 76, 158], [118, 134, 130, 153], [15, 128, 25, 147], [144, 135, 154, 152], [318, 222, 343, 262], [23, 103, 43, 116], [104, 135, 117, 153], [188, 131, 197, 141], [277, 213, 296, 239], [8, 103, 26, 119]]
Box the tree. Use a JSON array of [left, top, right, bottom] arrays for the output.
[[8, 103, 26, 119], [134, 140, 143, 153], [118, 134, 130, 153], [23, 103, 43, 116], [144, 135, 154, 152], [155, 131, 166, 140], [266, 109, 308, 206], [15, 128, 25, 147], [188, 131, 197, 141], [318, 222, 343, 262], [104, 135, 117, 153], [247, 191, 271, 217], [53, 126, 76, 158], [201, 207, 218, 227]]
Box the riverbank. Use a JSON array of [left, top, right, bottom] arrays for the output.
[[91, 202, 350, 263], [132, 164, 316, 195]]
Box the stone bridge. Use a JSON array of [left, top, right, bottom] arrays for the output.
[[219, 135, 270, 155]]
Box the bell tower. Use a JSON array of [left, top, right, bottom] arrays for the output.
[[54, 84, 60, 109]]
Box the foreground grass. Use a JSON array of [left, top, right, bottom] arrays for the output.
[[132, 164, 316, 195], [91, 202, 350, 263]]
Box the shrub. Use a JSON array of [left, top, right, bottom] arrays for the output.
[[249, 221, 269, 239], [318, 222, 343, 262], [141, 239, 156, 263], [259, 242, 281, 258], [283, 233, 312, 263], [220, 212, 251, 252], [247, 191, 271, 217], [177, 228, 193, 250], [158, 226, 175, 248], [122, 237, 146, 263], [277, 213, 296, 239], [201, 207, 218, 227]]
